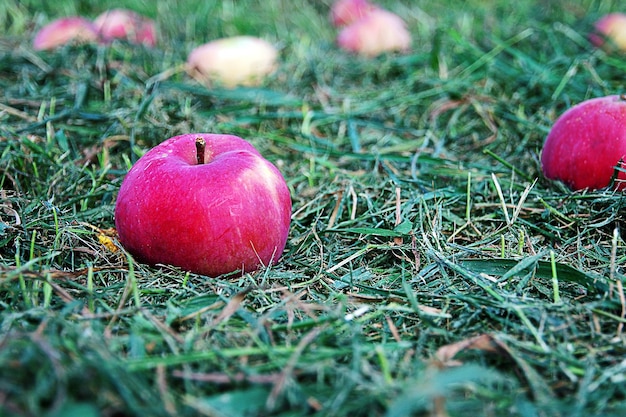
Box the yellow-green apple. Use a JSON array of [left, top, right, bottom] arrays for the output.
[[337, 9, 411, 57], [33, 17, 98, 50], [186, 36, 278, 88], [114, 133, 292, 276], [330, 0, 377, 27], [541, 95, 626, 191], [589, 13, 626, 52], [94, 8, 156, 46]]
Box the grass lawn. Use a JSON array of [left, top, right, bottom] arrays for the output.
[[1, 0, 626, 416]]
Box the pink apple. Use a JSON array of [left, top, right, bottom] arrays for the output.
[[187, 36, 278, 88], [330, 0, 377, 27], [33, 17, 99, 50], [589, 13, 626, 52], [114, 133, 292, 276], [94, 8, 157, 46], [337, 9, 411, 57], [541, 95, 626, 191]]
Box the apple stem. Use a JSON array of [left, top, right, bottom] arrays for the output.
[[195, 137, 206, 165]]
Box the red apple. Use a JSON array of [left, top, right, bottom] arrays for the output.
[[330, 0, 377, 27], [94, 8, 157, 46], [186, 36, 278, 88], [589, 13, 626, 52], [114, 133, 292, 276], [337, 9, 411, 57], [33, 17, 99, 50], [541, 95, 626, 191]]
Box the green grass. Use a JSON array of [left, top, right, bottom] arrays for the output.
[[1, 0, 626, 416]]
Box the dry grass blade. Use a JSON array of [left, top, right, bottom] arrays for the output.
[[267, 326, 325, 410], [211, 288, 251, 327], [434, 333, 504, 366]]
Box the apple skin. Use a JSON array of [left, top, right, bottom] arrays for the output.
[[187, 36, 278, 88], [541, 95, 626, 191], [589, 13, 626, 52], [337, 9, 411, 57], [94, 8, 157, 46], [114, 133, 292, 276], [33, 17, 99, 50], [330, 0, 377, 27]]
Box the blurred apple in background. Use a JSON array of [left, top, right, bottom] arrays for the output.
[[186, 36, 278, 88], [114, 133, 292, 277], [330, 0, 377, 27], [589, 12, 626, 52], [541, 95, 626, 191], [33, 17, 99, 50], [94, 8, 157, 46], [337, 9, 411, 57]]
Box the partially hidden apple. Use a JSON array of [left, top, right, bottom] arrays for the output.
[[337, 9, 411, 57], [94, 8, 157, 46], [33, 17, 99, 50], [541, 95, 626, 191], [330, 0, 378, 27], [589, 13, 626, 52], [114, 133, 292, 276], [186, 36, 278, 88]]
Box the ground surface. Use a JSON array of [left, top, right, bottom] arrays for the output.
[[1, 1, 625, 416]]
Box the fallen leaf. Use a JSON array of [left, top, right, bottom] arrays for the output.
[[98, 233, 119, 253]]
